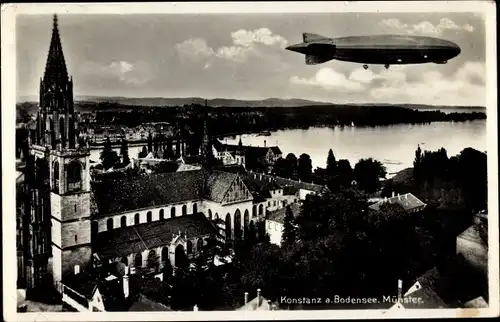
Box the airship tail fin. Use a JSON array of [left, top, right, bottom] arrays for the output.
[[303, 32, 328, 43], [306, 54, 334, 65]]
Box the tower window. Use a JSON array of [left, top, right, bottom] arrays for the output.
[[67, 161, 82, 192], [75, 234, 77, 243], [74, 204, 77, 212]]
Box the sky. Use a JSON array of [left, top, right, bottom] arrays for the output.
[[16, 12, 486, 106]]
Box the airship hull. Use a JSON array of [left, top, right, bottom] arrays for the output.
[[286, 34, 461, 66]]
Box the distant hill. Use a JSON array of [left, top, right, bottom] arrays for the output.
[[16, 95, 486, 112]]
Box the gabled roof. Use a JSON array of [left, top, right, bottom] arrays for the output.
[[204, 171, 239, 203], [270, 146, 282, 155], [94, 213, 216, 259], [237, 296, 274, 311], [368, 193, 426, 212]]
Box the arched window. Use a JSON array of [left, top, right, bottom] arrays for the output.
[[107, 218, 113, 231], [208, 209, 213, 221], [120, 216, 127, 228], [91, 221, 98, 236], [187, 241, 193, 254], [68, 117, 75, 149], [147, 211, 152, 222], [192, 203, 197, 215], [171, 207, 176, 218], [134, 253, 142, 268], [159, 209, 164, 220], [134, 213, 140, 225], [259, 204, 264, 216], [196, 238, 203, 253], [52, 161, 59, 191], [67, 161, 82, 192], [121, 256, 128, 266], [234, 209, 242, 240], [243, 210, 250, 239], [59, 117, 66, 147], [182, 205, 187, 216], [252, 205, 257, 218], [225, 213, 232, 240], [215, 213, 219, 220], [161, 247, 169, 262]]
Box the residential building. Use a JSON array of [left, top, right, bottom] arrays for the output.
[[265, 203, 301, 247], [368, 192, 426, 213]]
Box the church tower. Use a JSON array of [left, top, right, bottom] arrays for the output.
[[200, 99, 214, 166], [30, 15, 92, 286]]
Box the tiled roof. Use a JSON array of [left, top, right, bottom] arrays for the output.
[[91, 171, 205, 215], [94, 213, 216, 259], [62, 272, 100, 299], [270, 146, 282, 155], [368, 193, 426, 212], [128, 294, 172, 311], [458, 225, 488, 246], [91, 169, 244, 216], [245, 172, 326, 193], [266, 203, 301, 224], [204, 171, 238, 203]]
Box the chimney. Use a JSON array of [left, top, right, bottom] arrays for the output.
[[392, 191, 395, 198], [193, 304, 198, 311], [257, 288, 261, 305], [264, 140, 266, 147], [123, 266, 130, 299], [267, 299, 271, 310], [244, 292, 249, 305], [74, 265, 80, 275], [397, 279, 403, 302]]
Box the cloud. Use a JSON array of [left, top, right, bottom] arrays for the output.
[[290, 67, 366, 92], [176, 28, 287, 64], [291, 61, 485, 106], [368, 62, 485, 105], [81, 60, 152, 85], [379, 18, 474, 35], [174, 38, 215, 62]]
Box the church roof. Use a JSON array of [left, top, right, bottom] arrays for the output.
[[90, 169, 239, 216], [94, 213, 216, 259]]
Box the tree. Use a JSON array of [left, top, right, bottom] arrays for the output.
[[120, 139, 130, 167], [138, 146, 147, 158], [413, 144, 423, 183], [353, 158, 387, 193], [285, 153, 298, 178], [297, 153, 313, 182], [100, 137, 119, 170], [281, 205, 296, 249], [147, 132, 153, 153], [336, 159, 353, 187], [326, 149, 337, 176]]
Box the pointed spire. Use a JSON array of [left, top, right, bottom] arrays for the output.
[[44, 14, 69, 84]]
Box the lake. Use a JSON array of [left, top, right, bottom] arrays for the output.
[[223, 120, 487, 176], [90, 120, 487, 176]]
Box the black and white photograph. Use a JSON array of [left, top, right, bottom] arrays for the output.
[[2, 1, 498, 320]]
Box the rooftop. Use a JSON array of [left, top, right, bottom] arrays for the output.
[[368, 193, 426, 212], [91, 169, 240, 216], [266, 203, 301, 224], [94, 213, 216, 259]]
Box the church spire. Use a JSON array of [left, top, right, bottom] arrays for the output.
[[44, 14, 69, 85]]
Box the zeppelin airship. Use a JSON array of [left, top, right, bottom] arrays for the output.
[[286, 33, 461, 69]]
